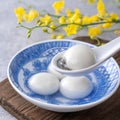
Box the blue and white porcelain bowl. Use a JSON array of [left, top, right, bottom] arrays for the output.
[[7, 39, 120, 112]]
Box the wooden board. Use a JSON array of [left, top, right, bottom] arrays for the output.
[[0, 36, 120, 120]]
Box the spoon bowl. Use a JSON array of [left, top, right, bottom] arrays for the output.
[[51, 37, 120, 76]]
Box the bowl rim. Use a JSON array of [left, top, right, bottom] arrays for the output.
[[7, 39, 120, 109]]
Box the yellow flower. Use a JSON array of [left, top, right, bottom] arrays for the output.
[[23, 9, 39, 22], [88, 0, 95, 4], [64, 24, 78, 36], [50, 23, 56, 30], [14, 7, 25, 23], [59, 16, 66, 24], [56, 34, 64, 39], [89, 15, 99, 23], [28, 9, 39, 22], [74, 8, 81, 16], [52, 0, 64, 14], [110, 13, 119, 21], [51, 34, 56, 39], [88, 27, 101, 38], [82, 16, 91, 25], [68, 9, 81, 24], [102, 17, 113, 28], [68, 14, 81, 24], [97, 0, 107, 17], [40, 15, 52, 26], [66, 9, 73, 17], [73, 17, 81, 24], [14, 7, 25, 17], [102, 23, 113, 28]]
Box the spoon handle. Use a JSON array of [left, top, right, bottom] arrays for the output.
[[93, 37, 120, 62]]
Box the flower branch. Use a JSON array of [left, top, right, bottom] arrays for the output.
[[14, 0, 120, 42]]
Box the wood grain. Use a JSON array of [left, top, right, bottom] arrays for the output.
[[0, 36, 120, 120]]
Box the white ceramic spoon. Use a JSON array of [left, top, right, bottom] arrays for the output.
[[51, 37, 120, 76]]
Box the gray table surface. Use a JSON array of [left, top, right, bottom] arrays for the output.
[[0, 0, 119, 119]]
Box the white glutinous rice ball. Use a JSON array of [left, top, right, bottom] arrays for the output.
[[28, 72, 59, 95], [63, 44, 96, 70], [60, 76, 93, 99]]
